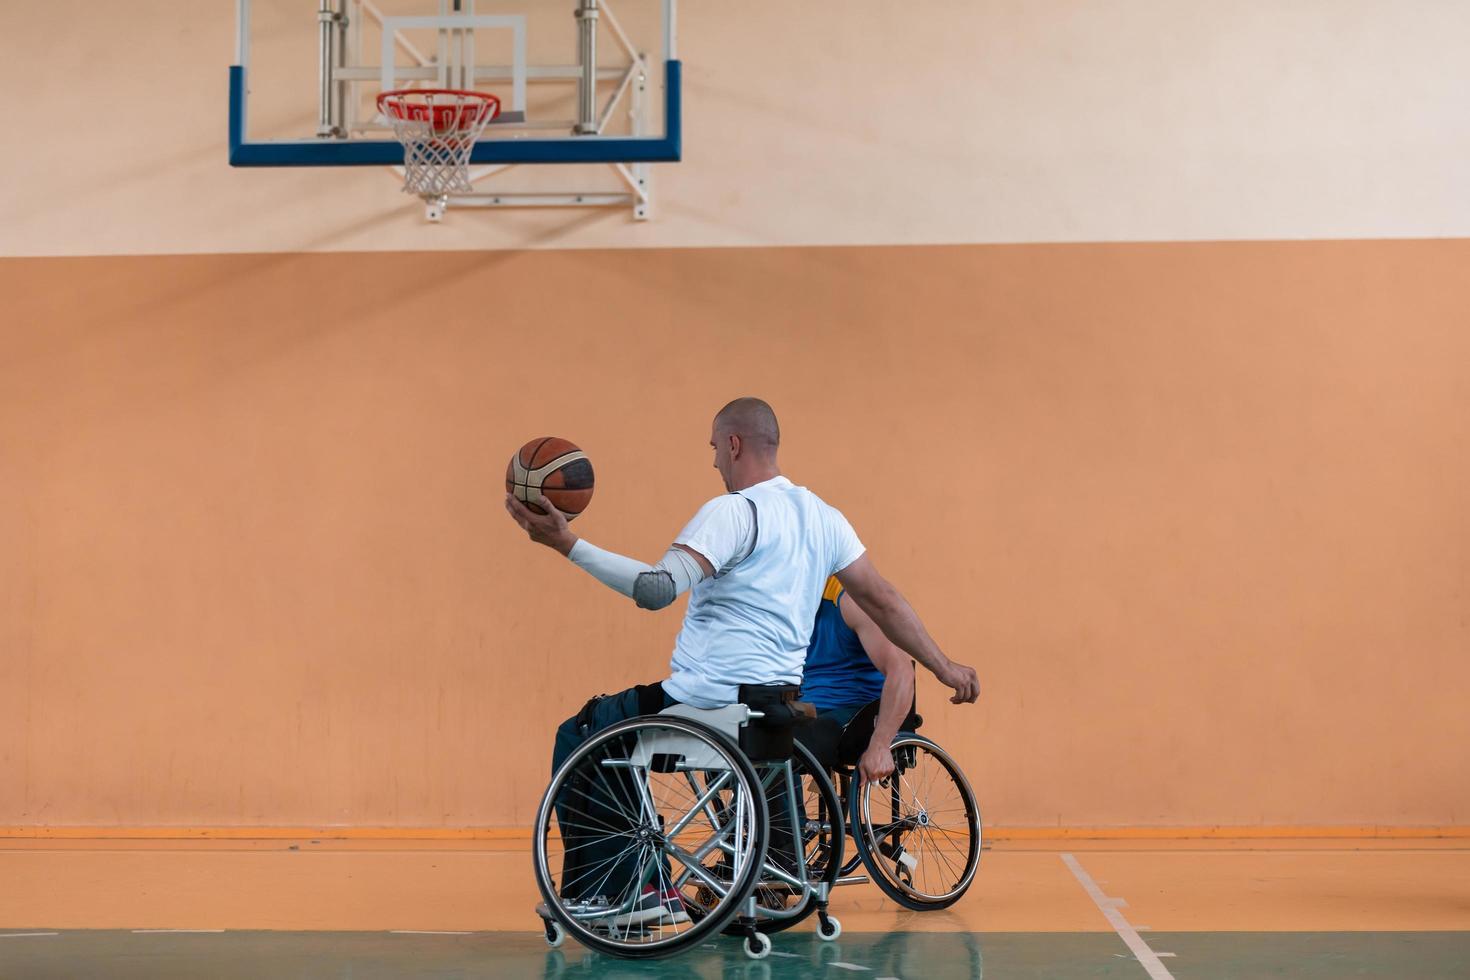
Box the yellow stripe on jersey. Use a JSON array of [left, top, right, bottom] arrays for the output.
[[822, 575, 844, 603]]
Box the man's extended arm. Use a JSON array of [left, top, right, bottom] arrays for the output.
[[504, 494, 717, 609], [840, 594, 916, 781], [835, 554, 980, 704]]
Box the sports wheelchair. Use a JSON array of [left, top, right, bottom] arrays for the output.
[[800, 698, 982, 912], [532, 685, 980, 961]]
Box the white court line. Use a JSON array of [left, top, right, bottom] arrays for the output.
[[131, 929, 226, 934], [828, 964, 871, 973], [1, 932, 60, 938], [1061, 853, 1176, 980], [388, 930, 472, 935]]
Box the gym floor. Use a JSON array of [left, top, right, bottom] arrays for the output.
[[4, 836, 1468, 978]]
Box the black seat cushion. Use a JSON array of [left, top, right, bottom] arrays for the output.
[[797, 715, 845, 770], [737, 683, 813, 760]]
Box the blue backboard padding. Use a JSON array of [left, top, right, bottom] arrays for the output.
[[228, 61, 681, 166]]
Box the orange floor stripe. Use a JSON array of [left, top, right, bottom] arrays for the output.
[[3, 825, 1468, 841]]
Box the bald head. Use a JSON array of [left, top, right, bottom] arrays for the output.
[[714, 397, 780, 455]]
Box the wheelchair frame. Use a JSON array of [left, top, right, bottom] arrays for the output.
[[531, 699, 980, 959], [532, 703, 842, 960]]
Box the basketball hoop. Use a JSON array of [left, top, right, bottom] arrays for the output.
[[377, 89, 501, 199]]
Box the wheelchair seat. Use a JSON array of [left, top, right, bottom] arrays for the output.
[[657, 703, 753, 742], [658, 684, 816, 762]]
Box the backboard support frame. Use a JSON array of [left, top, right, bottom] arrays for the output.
[[228, 0, 678, 221]]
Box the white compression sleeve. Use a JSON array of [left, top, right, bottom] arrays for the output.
[[566, 540, 706, 608], [567, 539, 648, 597]]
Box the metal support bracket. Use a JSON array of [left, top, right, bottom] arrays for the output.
[[233, 0, 676, 221]]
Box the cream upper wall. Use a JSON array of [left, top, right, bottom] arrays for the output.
[[3, 0, 1469, 257]]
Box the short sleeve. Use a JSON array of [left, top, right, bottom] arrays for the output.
[[674, 494, 756, 573], [827, 506, 866, 574]]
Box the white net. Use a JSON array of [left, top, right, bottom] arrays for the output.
[[378, 90, 500, 198]]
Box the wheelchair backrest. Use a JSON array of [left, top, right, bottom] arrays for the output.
[[834, 699, 924, 767]]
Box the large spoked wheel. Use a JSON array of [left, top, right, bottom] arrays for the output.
[[849, 735, 980, 911], [737, 742, 845, 935], [533, 716, 770, 959]]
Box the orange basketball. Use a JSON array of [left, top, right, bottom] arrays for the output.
[[506, 437, 595, 520]]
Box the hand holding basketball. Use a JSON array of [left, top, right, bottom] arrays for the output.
[[504, 435, 594, 554], [505, 493, 577, 555]]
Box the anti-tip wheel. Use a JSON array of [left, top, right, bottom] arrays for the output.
[[817, 913, 842, 941], [744, 931, 773, 960], [543, 918, 565, 948]]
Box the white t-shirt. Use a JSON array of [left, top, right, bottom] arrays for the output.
[[673, 494, 758, 573], [662, 476, 866, 708]]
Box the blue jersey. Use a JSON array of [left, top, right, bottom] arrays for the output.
[[799, 578, 887, 712]]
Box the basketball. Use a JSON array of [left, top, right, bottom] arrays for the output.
[[506, 437, 595, 520]]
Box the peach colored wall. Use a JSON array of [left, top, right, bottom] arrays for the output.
[[2, 239, 1469, 829]]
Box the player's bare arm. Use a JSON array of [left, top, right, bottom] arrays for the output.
[[840, 595, 916, 782], [835, 554, 980, 704]]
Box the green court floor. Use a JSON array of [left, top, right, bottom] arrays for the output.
[[2, 930, 1468, 979]]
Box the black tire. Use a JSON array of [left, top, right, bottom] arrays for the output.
[[834, 770, 865, 879], [533, 715, 770, 959], [848, 734, 980, 911]]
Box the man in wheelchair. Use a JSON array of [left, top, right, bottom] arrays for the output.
[[505, 398, 979, 946], [799, 575, 917, 784], [797, 576, 984, 914]]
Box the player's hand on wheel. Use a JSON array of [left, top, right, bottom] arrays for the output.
[[505, 493, 577, 555], [938, 661, 980, 704], [858, 740, 896, 784]]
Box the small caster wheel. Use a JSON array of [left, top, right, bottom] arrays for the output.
[[744, 931, 772, 960], [818, 912, 842, 941], [543, 918, 565, 948]]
